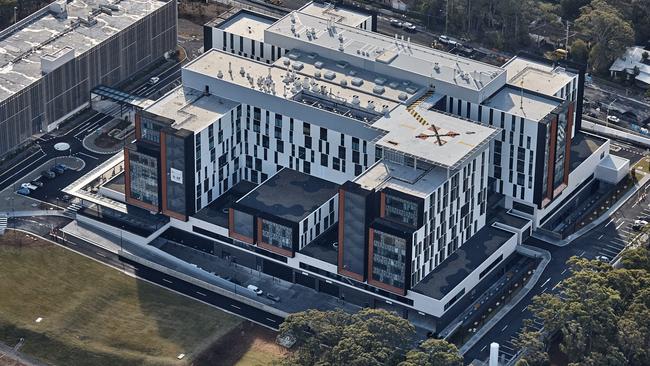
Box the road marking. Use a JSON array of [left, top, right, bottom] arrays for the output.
[[501, 324, 508, 332], [616, 222, 625, 230], [600, 248, 619, 256], [552, 282, 560, 290], [604, 219, 614, 228], [597, 234, 604, 240], [521, 305, 528, 312], [480, 344, 487, 352], [162, 278, 173, 284], [196, 291, 207, 297], [616, 217, 624, 224], [77, 151, 99, 160], [96, 252, 106, 257], [500, 344, 515, 351], [606, 244, 624, 251], [541, 277, 551, 287], [230, 304, 241, 310], [541, 287, 548, 293], [579, 250, 586, 257], [561, 268, 568, 275], [265, 318, 277, 323]]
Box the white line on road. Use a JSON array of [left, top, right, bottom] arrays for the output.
[[561, 268, 567, 275], [196, 291, 207, 297], [541, 287, 548, 293], [96, 252, 106, 257], [77, 152, 99, 160], [480, 344, 487, 352], [616, 222, 625, 230], [541, 277, 551, 287], [604, 219, 614, 228], [579, 250, 586, 257], [597, 234, 604, 240], [552, 282, 560, 290], [501, 324, 508, 332], [521, 305, 528, 312], [162, 278, 173, 284], [230, 304, 241, 310], [265, 318, 277, 323]]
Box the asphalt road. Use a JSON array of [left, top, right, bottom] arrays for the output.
[[0, 62, 182, 206], [465, 180, 650, 364]]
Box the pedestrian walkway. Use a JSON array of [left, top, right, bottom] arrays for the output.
[[534, 172, 650, 246], [65, 203, 82, 213], [0, 214, 6, 234]]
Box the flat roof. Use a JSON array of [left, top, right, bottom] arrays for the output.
[[412, 225, 515, 299], [266, 11, 505, 91], [482, 86, 560, 121], [569, 131, 607, 171], [503, 56, 575, 97], [0, 0, 168, 102], [298, 2, 371, 28], [489, 208, 530, 229], [372, 100, 499, 169], [299, 225, 338, 265], [145, 86, 239, 132], [236, 168, 339, 223], [183, 49, 422, 129], [194, 180, 259, 228], [354, 160, 447, 198], [217, 10, 276, 42]]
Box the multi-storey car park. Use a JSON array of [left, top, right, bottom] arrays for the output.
[[0, 0, 177, 156], [63, 2, 630, 331]]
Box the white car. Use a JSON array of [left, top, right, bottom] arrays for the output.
[[389, 18, 402, 27], [247, 284, 263, 295], [633, 219, 648, 230], [21, 182, 38, 190], [595, 255, 609, 263], [607, 115, 620, 123], [149, 76, 160, 84]]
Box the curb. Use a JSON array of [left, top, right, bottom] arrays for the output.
[[459, 245, 551, 355]]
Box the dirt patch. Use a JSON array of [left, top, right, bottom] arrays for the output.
[[0, 358, 29, 366], [179, 2, 229, 27], [193, 322, 287, 366], [0, 231, 50, 249]]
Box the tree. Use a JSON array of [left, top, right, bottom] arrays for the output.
[[570, 39, 589, 65], [515, 250, 650, 365], [561, 0, 590, 19], [576, 0, 635, 73], [278, 308, 416, 366], [399, 339, 463, 366], [643, 51, 649, 62]]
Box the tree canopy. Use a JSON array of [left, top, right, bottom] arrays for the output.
[[277, 308, 462, 366], [516, 247, 650, 365]]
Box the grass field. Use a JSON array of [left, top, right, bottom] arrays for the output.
[[0, 230, 282, 366]]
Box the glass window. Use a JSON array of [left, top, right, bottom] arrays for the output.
[[261, 219, 292, 251]]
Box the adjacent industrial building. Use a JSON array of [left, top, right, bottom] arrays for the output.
[[0, 0, 177, 156], [64, 2, 628, 331]]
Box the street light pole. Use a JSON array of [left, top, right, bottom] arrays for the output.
[[606, 98, 618, 128], [14, 6, 17, 24]]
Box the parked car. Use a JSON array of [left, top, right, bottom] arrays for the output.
[[16, 187, 31, 195], [266, 293, 281, 302], [633, 219, 648, 230], [149, 76, 160, 84], [403, 23, 416, 32], [41, 170, 56, 180], [607, 115, 620, 123], [389, 18, 402, 27], [595, 255, 609, 263], [21, 182, 38, 191], [51, 166, 65, 175], [247, 285, 263, 295], [30, 180, 44, 188]]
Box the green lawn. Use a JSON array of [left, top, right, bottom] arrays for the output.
[[0, 231, 244, 366]]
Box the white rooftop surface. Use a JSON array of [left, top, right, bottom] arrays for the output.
[[483, 86, 560, 121], [355, 160, 448, 198], [298, 2, 370, 28], [503, 56, 575, 97], [146, 86, 239, 132], [0, 0, 167, 101], [266, 11, 505, 91], [279, 49, 421, 105], [218, 11, 275, 42], [185, 49, 421, 115], [372, 101, 498, 169]]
